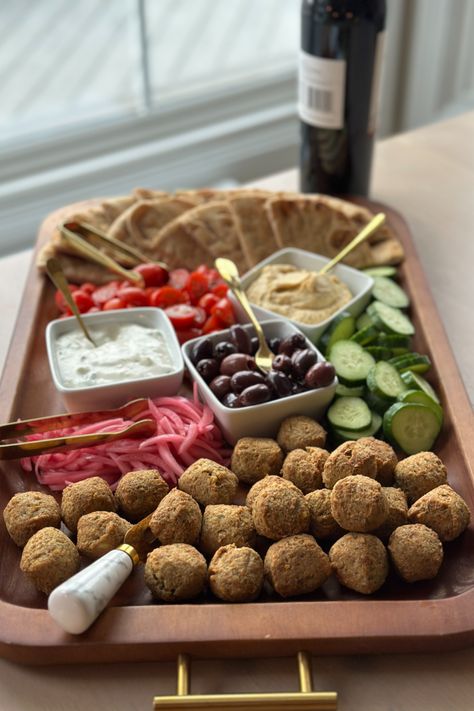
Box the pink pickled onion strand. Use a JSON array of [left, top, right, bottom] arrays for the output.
[[20, 393, 231, 491]]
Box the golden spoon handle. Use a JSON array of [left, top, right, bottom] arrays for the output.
[[46, 257, 97, 347], [318, 212, 386, 275]]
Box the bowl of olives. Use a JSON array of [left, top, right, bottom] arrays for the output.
[[181, 320, 337, 444]]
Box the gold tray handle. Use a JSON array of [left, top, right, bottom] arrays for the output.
[[154, 652, 337, 710]]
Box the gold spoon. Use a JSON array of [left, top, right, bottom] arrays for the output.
[[46, 257, 97, 347], [215, 257, 274, 372], [318, 212, 386, 275]]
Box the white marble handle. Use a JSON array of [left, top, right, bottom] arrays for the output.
[[48, 548, 134, 634]]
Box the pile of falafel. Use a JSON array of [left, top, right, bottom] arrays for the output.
[[3, 414, 471, 603]]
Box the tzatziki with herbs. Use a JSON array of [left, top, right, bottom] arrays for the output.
[[54, 322, 174, 388]]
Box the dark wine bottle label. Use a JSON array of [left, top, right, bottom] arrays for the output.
[[298, 50, 346, 130]]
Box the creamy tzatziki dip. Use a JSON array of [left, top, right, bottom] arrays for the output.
[[55, 323, 174, 388]]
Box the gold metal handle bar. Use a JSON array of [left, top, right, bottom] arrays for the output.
[[154, 652, 337, 710]]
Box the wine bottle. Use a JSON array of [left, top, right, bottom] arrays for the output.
[[299, 0, 386, 197]]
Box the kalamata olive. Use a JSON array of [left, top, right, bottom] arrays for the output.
[[272, 353, 293, 375], [230, 325, 251, 354], [191, 337, 213, 364], [209, 374, 232, 399], [291, 382, 307, 395], [291, 348, 318, 379], [238, 383, 272, 407], [278, 333, 307, 356], [304, 362, 336, 389], [222, 392, 240, 408], [220, 353, 256, 376], [230, 370, 265, 394], [250, 336, 259, 355], [196, 358, 220, 382], [266, 371, 293, 398], [269, 337, 281, 354], [214, 341, 237, 361]]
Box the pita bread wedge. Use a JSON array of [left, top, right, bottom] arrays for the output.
[[227, 190, 278, 267], [132, 187, 169, 201], [37, 243, 115, 284]]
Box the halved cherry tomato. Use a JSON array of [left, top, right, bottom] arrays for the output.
[[92, 281, 120, 306], [79, 282, 96, 295], [175, 327, 202, 345], [133, 263, 169, 287], [117, 287, 148, 307], [192, 306, 207, 327], [211, 297, 235, 326], [184, 272, 208, 304], [202, 314, 225, 334], [54, 285, 78, 313], [72, 290, 94, 313], [164, 304, 198, 329], [149, 286, 189, 308], [198, 293, 220, 314], [211, 283, 228, 298], [168, 268, 190, 290], [103, 297, 126, 310]]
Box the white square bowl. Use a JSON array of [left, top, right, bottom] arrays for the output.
[[182, 319, 337, 445], [46, 307, 184, 412], [228, 248, 374, 343]]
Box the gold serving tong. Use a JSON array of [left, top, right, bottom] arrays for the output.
[[0, 398, 154, 460], [58, 220, 168, 287]]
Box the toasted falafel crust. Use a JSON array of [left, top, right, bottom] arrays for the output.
[[330, 475, 388, 532], [20, 527, 80, 594], [408, 485, 470, 541], [208, 544, 264, 602], [115, 469, 169, 521], [231, 438, 284, 484], [3, 491, 61, 547], [394, 451, 447, 504], [264, 534, 331, 597], [178, 458, 238, 506], [373, 487, 408, 538], [305, 489, 343, 539], [282, 447, 329, 494], [144, 544, 207, 601], [329, 533, 388, 594], [277, 416, 327, 453], [150, 489, 202, 545], [356, 437, 398, 485], [323, 440, 378, 489], [200, 505, 256, 556], [61, 476, 116, 533], [77, 511, 131, 559], [252, 486, 310, 540], [388, 524, 443, 582], [246, 476, 298, 511]]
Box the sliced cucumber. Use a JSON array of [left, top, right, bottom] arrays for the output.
[[363, 266, 398, 278], [383, 402, 442, 454], [367, 301, 415, 336], [367, 361, 407, 400], [356, 312, 375, 331], [330, 412, 383, 443], [335, 383, 366, 398], [366, 346, 393, 361], [389, 353, 431, 374], [319, 311, 356, 354], [400, 371, 440, 404], [372, 276, 410, 309], [327, 396, 372, 431], [328, 340, 376, 385], [397, 389, 443, 424], [377, 333, 411, 349], [366, 390, 392, 415], [391, 347, 411, 357], [351, 325, 379, 346]]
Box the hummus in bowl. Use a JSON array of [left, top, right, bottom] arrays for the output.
[[246, 264, 352, 325]]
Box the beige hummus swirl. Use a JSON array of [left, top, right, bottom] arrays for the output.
[[246, 264, 352, 325]]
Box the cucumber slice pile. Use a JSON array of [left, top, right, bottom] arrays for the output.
[[318, 311, 355, 354], [367, 361, 406, 400], [367, 301, 415, 336], [397, 389, 443, 424], [383, 403, 442, 455], [328, 340, 375, 385], [327, 396, 372, 431]]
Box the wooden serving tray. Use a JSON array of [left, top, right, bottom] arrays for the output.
[[1, 199, 473, 664]]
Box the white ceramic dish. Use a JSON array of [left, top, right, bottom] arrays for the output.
[[182, 320, 337, 445], [46, 307, 184, 412], [229, 248, 374, 343]]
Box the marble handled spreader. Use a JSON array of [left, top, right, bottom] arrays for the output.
[[48, 512, 155, 635]]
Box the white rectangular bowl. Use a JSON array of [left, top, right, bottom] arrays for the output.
[[229, 248, 374, 343]]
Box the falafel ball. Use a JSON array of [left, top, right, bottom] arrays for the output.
[[356, 437, 398, 485], [277, 416, 327, 453], [246, 476, 299, 511], [281, 447, 329, 494], [329, 533, 388, 594], [305, 489, 343, 540], [208, 544, 264, 602], [408, 485, 470, 541], [252, 486, 309, 540], [150, 489, 202, 546], [178, 458, 238, 506], [144, 544, 207, 601], [373, 487, 408, 539], [61, 477, 116, 534], [115, 469, 169, 522], [231, 437, 284, 485], [330, 475, 388, 532], [3, 491, 61, 547], [20, 527, 80, 594], [322, 440, 378, 489], [200, 505, 256, 556], [264, 534, 331, 597], [388, 524, 443, 582], [76, 511, 131, 559], [394, 451, 447, 504]]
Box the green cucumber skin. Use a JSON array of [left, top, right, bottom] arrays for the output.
[[319, 312, 356, 354], [397, 389, 443, 424], [362, 266, 397, 278], [351, 326, 379, 346], [367, 361, 407, 400], [383, 402, 442, 455], [330, 412, 383, 444], [335, 383, 366, 398], [366, 390, 392, 415], [400, 371, 440, 403], [356, 313, 375, 331]]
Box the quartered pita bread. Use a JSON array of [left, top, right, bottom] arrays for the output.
[[227, 190, 278, 267]]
